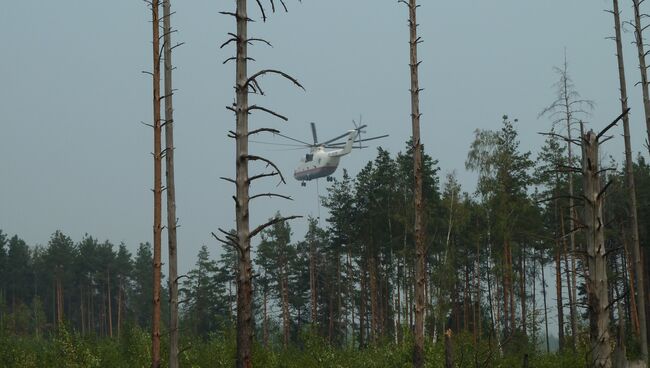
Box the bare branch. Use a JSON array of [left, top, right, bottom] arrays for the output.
[[597, 107, 629, 139], [248, 128, 280, 136], [248, 215, 302, 239], [245, 69, 305, 90], [248, 172, 279, 183], [250, 193, 293, 201], [247, 105, 288, 121], [244, 155, 286, 184]]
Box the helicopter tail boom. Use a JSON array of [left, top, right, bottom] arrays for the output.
[[327, 130, 357, 157]]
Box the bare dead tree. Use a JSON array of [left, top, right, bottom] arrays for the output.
[[631, 0, 650, 155], [144, 0, 163, 366], [399, 0, 426, 366], [162, 0, 183, 367], [582, 131, 610, 368], [539, 54, 594, 351], [580, 110, 629, 368], [608, 0, 648, 363], [217, 1, 303, 367]]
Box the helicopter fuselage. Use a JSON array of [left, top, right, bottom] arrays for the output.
[[293, 130, 357, 182], [293, 147, 341, 181]]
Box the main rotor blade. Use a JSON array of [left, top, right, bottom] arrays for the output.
[[310, 122, 318, 145], [321, 132, 353, 145], [354, 134, 389, 143], [250, 140, 307, 147], [320, 124, 369, 145], [325, 145, 368, 149], [326, 134, 389, 146], [274, 132, 312, 146]]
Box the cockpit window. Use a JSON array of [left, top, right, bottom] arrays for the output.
[[305, 154, 313, 162]]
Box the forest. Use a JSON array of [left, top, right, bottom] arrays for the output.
[[4, 0, 650, 367]]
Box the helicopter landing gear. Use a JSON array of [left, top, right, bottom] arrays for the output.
[[301, 181, 306, 187], [326, 176, 333, 182]]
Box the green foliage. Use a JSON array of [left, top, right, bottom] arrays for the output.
[[0, 325, 606, 368]]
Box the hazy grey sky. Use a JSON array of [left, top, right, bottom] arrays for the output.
[[1, 0, 647, 290]]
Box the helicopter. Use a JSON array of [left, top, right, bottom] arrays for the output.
[[253, 120, 388, 186]]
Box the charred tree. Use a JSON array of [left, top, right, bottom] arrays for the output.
[[610, 0, 648, 363], [216, 1, 303, 366]]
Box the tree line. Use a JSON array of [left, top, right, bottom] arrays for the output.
[[3, 121, 650, 361]]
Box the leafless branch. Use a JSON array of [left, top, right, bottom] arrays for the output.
[[248, 172, 279, 183], [248, 128, 280, 136], [247, 105, 288, 121], [248, 215, 302, 239], [245, 155, 286, 184], [250, 193, 293, 201], [597, 107, 629, 139], [245, 69, 305, 90]]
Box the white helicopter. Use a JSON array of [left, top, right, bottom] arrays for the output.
[[253, 120, 388, 186]]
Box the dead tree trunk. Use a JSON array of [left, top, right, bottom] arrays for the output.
[[148, 0, 163, 366], [233, 2, 253, 362], [632, 0, 650, 156], [540, 249, 550, 353], [401, 0, 426, 365], [582, 127, 614, 368], [612, 0, 648, 362], [162, 1, 180, 366], [216, 2, 303, 366], [555, 244, 565, 352]]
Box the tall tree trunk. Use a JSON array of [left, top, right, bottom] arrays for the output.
[[117, 278, 122, 339], [556, 245, 565, 352], [626, 244, 641, 335], [507, 242, 515, 335], [612, 0, 648, 361], [234, 1, 253, 366], [151, 0, 162, 362], [56, 276, 63, 326], [281, 266, 290, 348], [107, 269, 113, 338], [540, 249, 550, 353], [263, 287, 269, 348], [149, 0, 163, 365], [347, 248, 355, 345], [328, 284, 334, 343], [560, 210, 575, 348], [310, 233, 317, 326], [359, 263, 366, 348], [475, 236, 481, 343], [560, 54, 579, 352], [369, 254, 378, 342], [80, 286, 85, 335], [397, 259, 401, 342], [162, 0, 180, 366], [520, 252, 526, 336], [405, 0, 426, 365], [632, 0, 650, 157], [582, 130, 612, 368], [502, 252, 510, 335]]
